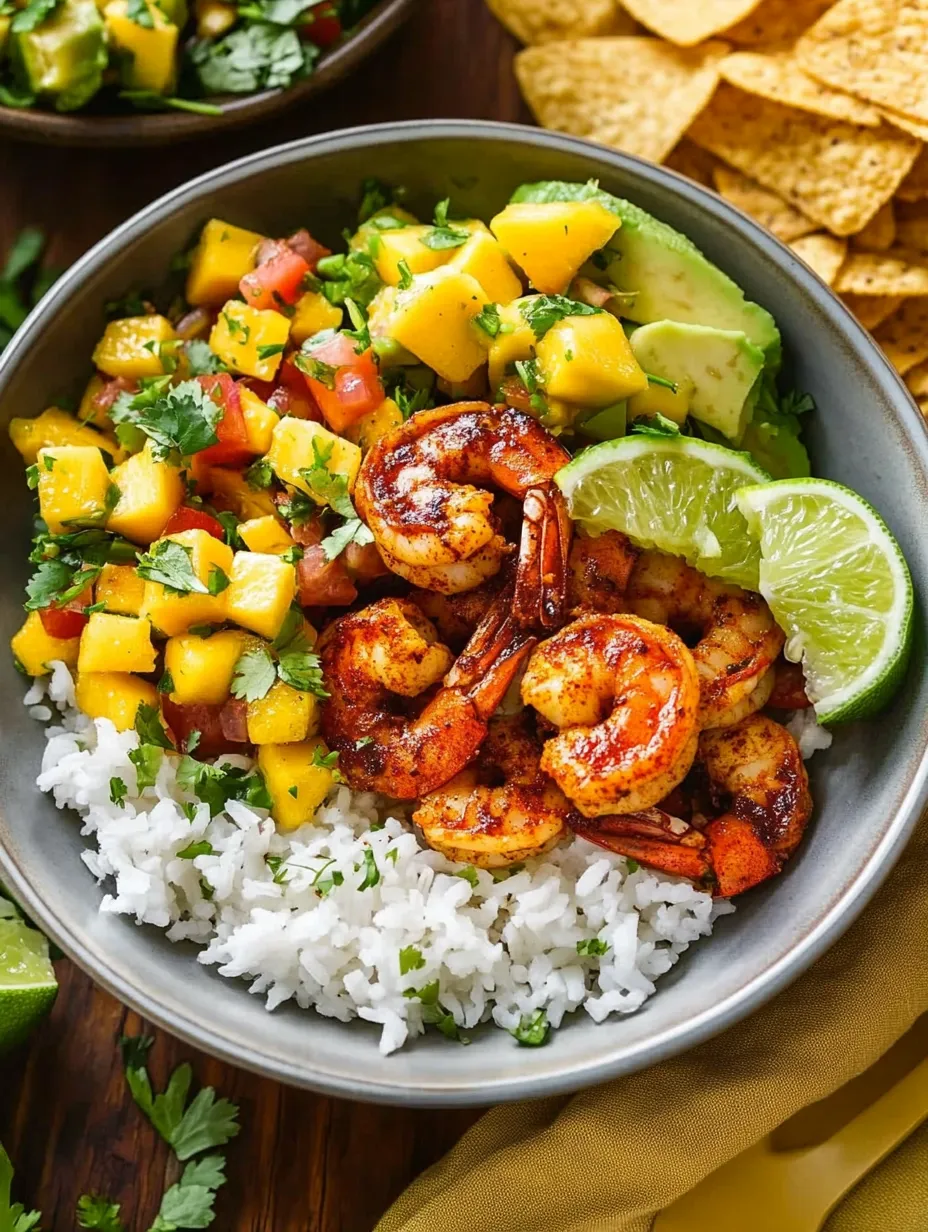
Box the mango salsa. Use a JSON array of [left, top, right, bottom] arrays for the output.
[[224, 551, 295, 640], [289, 291, 343, 346], [92, 315, 178, 380], [10, 407, 123, 465], [490, 201, 620, 295], [140, 529, 233, 637], [536, 313, 648, 407], [239, 386, 278, 455], [267, 416, 361, 504], [164, 629, 246, 705], [107, 441, 185, 545], [246, 680, 320, 744], [186, 219, 265, 307], [36, 444, 112, 534], [78, 612, 157, 675], [11, 611, 81, 676], [237, 515, 294, 555], [449, 231, 522, 305], [390, 268, 490, 383], [209, 300, 289, 380], [104, 0, 178, 92], [258, 738, 334, 830], [488, 297, 538, 390], [343, 396, 403, 452], [205, 466, 279, 520], [95, 563, 147, 616], [74, 672, 159, 732]]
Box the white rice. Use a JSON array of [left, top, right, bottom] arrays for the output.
[[24, 665, 747, 1054], [786, 706, 834, 760]]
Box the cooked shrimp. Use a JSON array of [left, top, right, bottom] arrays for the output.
[[319, 593, 535, 799], [409, 576, 503, 651], [569, 714, 812, 897], [567, 530, 639, 615], [414, 713, 569, 867], [626, 550, 784, 729], [354, 402, 572, 629], [768, 657, 812, 710], [521, 613, 700, 818]]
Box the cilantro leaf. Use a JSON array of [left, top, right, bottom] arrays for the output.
[[576, 938, 609, 957], [231, 646, 276, 702], [129, 744, 163, 790], [112, 378, 222, 461], [296, 354, 337, 389], [137, 540, 208, 594], [403, 981, 468, 1042], [510, 1008, 550, 1047], [256, 343, 286, 360], [169, 1089, 240, 1161], [357, 847, 379, 890], [628, 412, 681, 439], [473, 302, 502, 337], [311, 745, 341, 779], [420, 199, 469, 250], [176, 840, 215, 860], [206, 566, 229, 596], [10, 0, 59, 33], [358, 177, 392, 223], [245, 458, 274, 490], [176, 758, 272, 817], [298, 438, 358, 519], [456, 865, 479, 888], [135, 702, 175, 750], [183, 340, 227, 377], [396, 259, 413, 290], [0, 1142, 43, 1232], [276, 633, 328, 697], [519, 294, 601, 341], [109, 777, 128, 808], [319, 516, 374, 562], [398, 945, 425, 974], [318, 249, 382, 308], [191, 24, 317, 93], [126, 0, 154, 25], [76, 1194, 127, 1230]]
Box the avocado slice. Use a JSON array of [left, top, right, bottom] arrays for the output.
[[510, 181, 781, 368], [12, 0, 106, 111], [628, 320, 765, 443]]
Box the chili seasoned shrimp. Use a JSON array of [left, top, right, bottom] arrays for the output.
[[409, 576, 503, 651], [570, 714, 812, 897], [567, 530, 639, 615], [521, 613, 700, 818], [354, 403, 572, 629], [626, 550, 784, 729], [319, 593, 535, 799], [414, 713, 569, 868]]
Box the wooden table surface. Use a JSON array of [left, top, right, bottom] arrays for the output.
[[0, 1, 528, 1225]]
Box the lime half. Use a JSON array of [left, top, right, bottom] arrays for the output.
[[0, 918, 57, 1052], [736, 479, 913, 724], [555, 435, 770, 588]]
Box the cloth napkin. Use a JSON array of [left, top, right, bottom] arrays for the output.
[[377, 816, 928, 1232]]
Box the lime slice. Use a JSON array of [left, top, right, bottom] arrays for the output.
[[736, 479, 913, 724], [0, 918, 57, 1052], [555, 435, 770, 588]]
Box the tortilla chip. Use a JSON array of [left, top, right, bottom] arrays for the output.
[[873, 298, 928, 374], [905, 357, 928, 397], [687, 84, 920, 235], [713, 164, 817, 241], [797, 0, 928, 125], [851, 201, 896, 251], [718, 48, 882, 125], [895, 201, 928, 252], [896, 149, 928, 202], [790, 233, 848, 284], [664, 138, 720, 186], [724, 0, 836, 46], [616, 0, 760, 46], [485, 0, 635, 45], [841, 293, 903, 330], [878, 108, 928, 142], [516, 38, 730, 164], [835, 249, 928, 295]]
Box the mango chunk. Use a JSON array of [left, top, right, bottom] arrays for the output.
[[370, 225, 452, 286], [343, 396, 403, 452], [390, 268, 490, 383], [94, 563, 147, 616], [74, 672, 159, 731], [205, 466, 279, 520], [104, 0, 178, 92], [11, 610, 80, 677], [107, 441, 185, 545], [78, 612, 156, 675], [10, 407, 123, 465], [239, 387, 279, 455], [139, 529, 233, 637], [490, 201, 619, 295], [77, 374, 113, 429], [627, 379, 692, 426], [164, 628, 246, 705], [289, 291, 343, 346], [186, 219, 265, 307], [488, 296, 538, 390], [246, 680, 320, 744], [224, 552, 295, 640], [267, 416, 361, 504], [195, 0, 236, 37], [37, 445, 112, 534], [237, 515, 294, 555], [449, 231, 523, 305], [258, 737, 334, 830], [536, 313, 648, 407], [92, 315, 178, 380], [209, 301, 289, 381]]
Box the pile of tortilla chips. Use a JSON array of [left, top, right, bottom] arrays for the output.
[[486, 0, 928, 414]]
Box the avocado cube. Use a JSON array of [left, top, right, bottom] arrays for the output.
[[537, 313, 647, 408], [12, 0, 106, 110]]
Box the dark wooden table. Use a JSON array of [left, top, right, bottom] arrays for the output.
[[0, 1, 529, 1225]]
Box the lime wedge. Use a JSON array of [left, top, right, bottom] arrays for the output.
[[555, 435, 770, 588], [0, 918, 57, 1052], [736, 479, 913, 724]]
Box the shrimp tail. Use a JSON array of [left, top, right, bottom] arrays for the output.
[[513, 482, 572, 631], [446, 588, 537, 720], [569, 810, 717, 892]]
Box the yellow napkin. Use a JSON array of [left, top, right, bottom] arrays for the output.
[[378, 817, 928, 1232]]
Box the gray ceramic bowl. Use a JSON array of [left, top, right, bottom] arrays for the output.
[[0, 0, 415, 147], [1, 121, 927, 1106]]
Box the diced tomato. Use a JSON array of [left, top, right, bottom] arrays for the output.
[[240, 243, 311, 312], [219, 697, 250, 743], [196, 374, 253, 467], [161, 697, 249, 759], [91, 374, 136, 414], [39, 604, 89, 639], [163, 506, 226, 541], [246, 360, 322, 421], [285, 228, 331, 274], [301, 1, 342, 46], [298, 332, 384, 432], [296, 546, 358, 606]]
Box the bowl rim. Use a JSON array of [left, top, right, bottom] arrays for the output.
[[0, 0, 416, 147], [2, 118, 927, 1104]]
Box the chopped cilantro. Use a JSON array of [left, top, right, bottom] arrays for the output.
[[396, 259, 413, 290], [277, 631, 327, 697], [456, 866, 480, 888], [420, 199, 469, 250], [76, 1193, 126, 1230], [176, 757, 272, 817], [206, 565, 229, 595], [256, 342, 286, 360], [137, 539, 208, 594], [398, 945, 425, 974], [311, 744, 341, 781], [215, 510, 241, 548], [576, 938, 609, 957], [128, 744, 163, 791], [403, 980, 468, 1043], [628, 412, 681, 438], [474, 302, 502, 337], [510, 1008, 550, 1047], [520, 294, 601, 341], [183, 339, 228, 376], [190, 23, 318, 93], [357, 177, 392, 223], [158, 670, 175, 694], [111, 377, 222, 462], [176, 840, 215, 860], [296, 354, 337, 389], [245, 457, 274, 489], [109, 777, 128, 808], [10, 0, 59, 32], [231, 645, 277, 702], [357, 847, 379, 890], [134, 702, 174, 750]]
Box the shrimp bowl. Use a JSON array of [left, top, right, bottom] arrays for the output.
[[1, 122, 927, 1105]]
